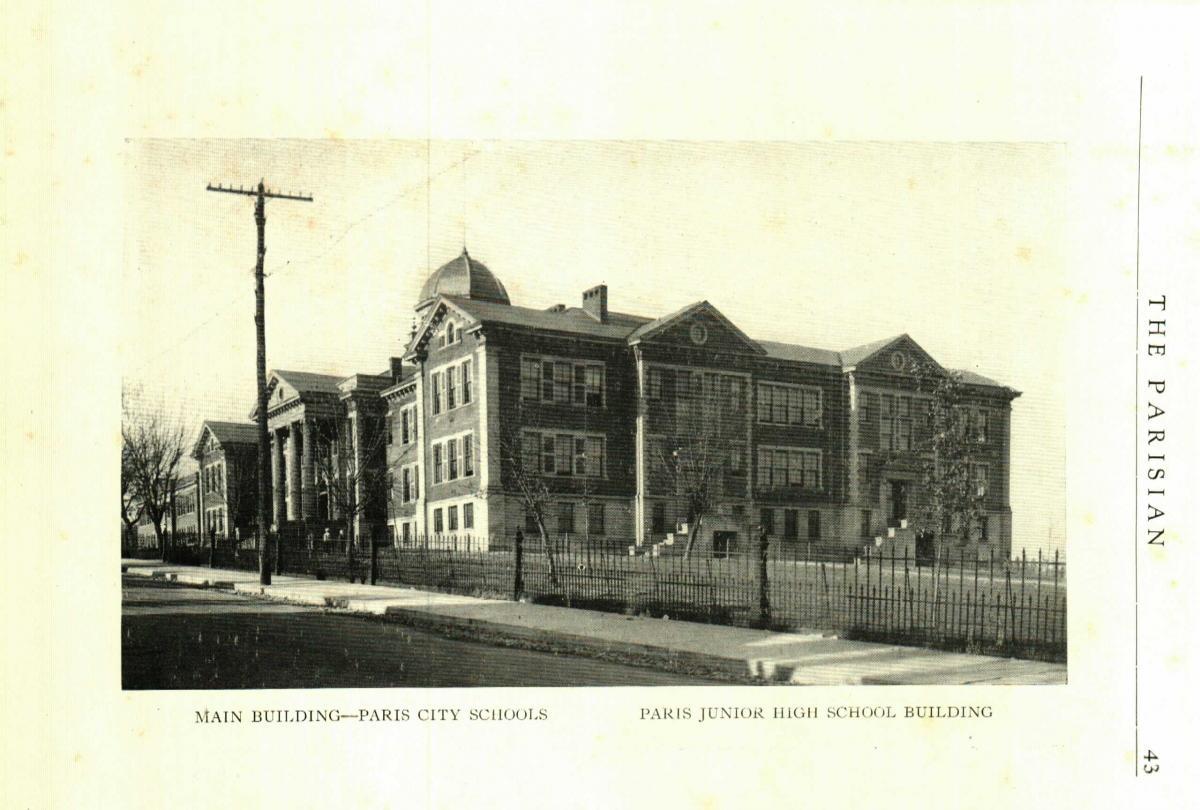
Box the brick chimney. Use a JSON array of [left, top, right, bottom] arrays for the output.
[[582, 283, 608, 323]]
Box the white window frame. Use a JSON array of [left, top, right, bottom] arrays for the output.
[[756, 381, 823, 428], [756, 445, 823, 490], [519, 353, 607, 407], [521, 428, 606, 479]]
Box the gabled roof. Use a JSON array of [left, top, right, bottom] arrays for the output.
[[412, 295, 642, 348], [192, 420, 258, 459], [272, 369, 345, 396], [838, 334, 909, 368], [626, 300, 767, 355]]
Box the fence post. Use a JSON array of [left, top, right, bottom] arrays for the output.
[[756, 526, 770, 628], [512, 529, 524, 601]]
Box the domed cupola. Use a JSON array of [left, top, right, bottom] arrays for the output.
[[415, 248, 510, 313]]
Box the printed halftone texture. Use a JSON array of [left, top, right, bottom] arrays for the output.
[[123, 140, 1065, 553]]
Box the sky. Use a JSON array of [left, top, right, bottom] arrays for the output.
[[123, 139, 1066, 554]]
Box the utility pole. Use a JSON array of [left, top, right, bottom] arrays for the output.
[[207, 180, 312, 585]]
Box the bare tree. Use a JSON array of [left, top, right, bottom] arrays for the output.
[[498, 429, 561, 588], [121, 386, 187, 561], [120, 441, 145, 549], [650, 427, 728, 559], [649, 372, 745, 559], [313, 414, 389, 568], [909, 361, 988, 551]]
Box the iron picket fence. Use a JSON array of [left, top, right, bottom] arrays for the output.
[[147, 529, 1065, 662]]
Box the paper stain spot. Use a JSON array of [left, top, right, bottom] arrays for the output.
[[907, 177, 917, 191], [1083, 513, 1094, 526], [1015, 246, 1032, 262]]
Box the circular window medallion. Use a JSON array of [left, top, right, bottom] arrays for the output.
[[690, 324, 709, 345], [890, 351, 908, 371]]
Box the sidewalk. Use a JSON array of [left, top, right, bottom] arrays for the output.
[[121, 559, 1066, 685]]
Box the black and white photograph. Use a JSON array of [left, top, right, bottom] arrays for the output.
[[121, 140, 1066, 689], [8, 3, 1198, 808]]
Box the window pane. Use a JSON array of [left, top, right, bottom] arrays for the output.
[[463, 434, 474, 476], [588, 503, 605, 535], [463, 503, 474, 529], [555, 435, 572, 474], [757, 385, 771, 421], [461, 359, 472, 403], [448, 505, 458, 531]]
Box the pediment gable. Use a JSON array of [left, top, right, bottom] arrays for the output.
[[847, 334, 943, 376], [405, 298, 477, 358], [629, 301, 765, 356]]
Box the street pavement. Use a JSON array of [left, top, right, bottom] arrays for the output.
[[122, 560, 1067, 686], [123, 575, 723, 688]]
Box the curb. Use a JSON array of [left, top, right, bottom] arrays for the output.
[[377, 605, 760, 684], [122, 565, 760, 684]]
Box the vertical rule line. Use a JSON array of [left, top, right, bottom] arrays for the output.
[[1134, 74, 1143, 777]]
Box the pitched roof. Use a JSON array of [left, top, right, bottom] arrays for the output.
[[443, 296, 640, 340], [273, 369, 346, 396], [952, 368, 1011, 390], [626, 300, 766, 354], [758, 340, 842, 367], [838, 334, 907, 367], [204, 420, 259, 445]]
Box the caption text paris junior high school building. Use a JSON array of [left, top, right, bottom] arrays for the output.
[[192, 250, 1020, 558]]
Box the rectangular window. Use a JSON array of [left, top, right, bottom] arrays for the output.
[[772, 449, 788, 488], [461, 358, 473, 404], [541, 435, 556, 474], [447, 505, 459, 532], [433, 508, 444, 534], [402, 521, 412, 544], [651, 502, 666, 534], [979, 514, 989, 542], [521, 357, 540, 400], [647, 368, 663, 399], [400, 467, 412, 503], [974, 463, 989, 496], [757, 449, 772, 488], [573, 437, 588, 476], [760, 508, 775, 535], [552, 362, 571, 403], [432, 443, 444, 484], [587, 503, 605, 535], [584, 365, 604, 406], [557, 502, 575, 535], [463, 502, 474, 530], [585, 436, 604, 478], [573, 364, 587, 405], [541, 360, 555, 401], [462, 434, 474, 476], [757, 382, 822, 426], [447, 438, 459, 480], [431, 371, 442, 414], [446, 365, 457, 410], [783, 509, 798, 540], [524, 506, 539, 533], [522, 432, 540, 475], [555, 434, 572, 476], [861, 509, 872, 540], [808, 510, 821, 542]]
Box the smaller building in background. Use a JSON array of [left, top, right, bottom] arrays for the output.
[[191, 420, 261, 546]]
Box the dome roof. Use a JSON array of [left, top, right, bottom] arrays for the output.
[[417, 249, 510, 307]]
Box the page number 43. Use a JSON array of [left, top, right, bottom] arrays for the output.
[[1143, 750, 1159, 774]]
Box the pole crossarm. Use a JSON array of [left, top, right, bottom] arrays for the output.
[[206, 182, 313, 202]]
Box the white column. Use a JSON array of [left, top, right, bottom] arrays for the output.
[[634, 347, 646, 547], [285, 422, 300, 521]]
